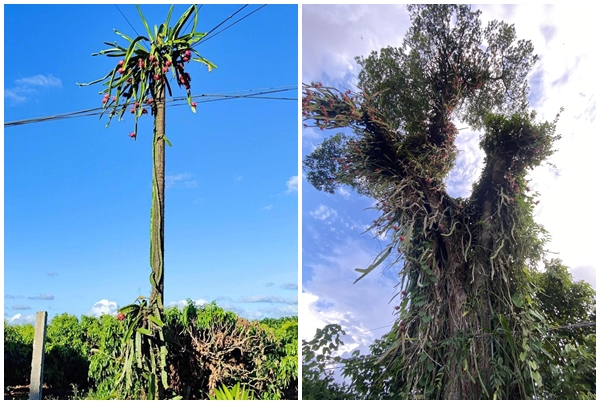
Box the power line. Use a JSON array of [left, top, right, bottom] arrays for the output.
[[203, 5, 248, 38], [199, 5, 267, 44], [114, 5, 141, 39], [4, 86, 297, 128]]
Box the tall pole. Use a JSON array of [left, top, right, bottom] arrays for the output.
[[150, 83, 166, 400], [150, 84, 166, 310]]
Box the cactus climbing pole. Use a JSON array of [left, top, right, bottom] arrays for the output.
[[150, 84, 165, 313], [78, 5, 216, 399]]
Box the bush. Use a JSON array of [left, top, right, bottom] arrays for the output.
[[4, 321, 35, 386], [165, 301, 298, 400], [3, 303, 298, 400]]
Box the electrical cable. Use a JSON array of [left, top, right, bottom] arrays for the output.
[[4, 86, 297, 128], [198, 5, 267, 44], [203, 5, 248, 38], [114, 5, 141, 39]]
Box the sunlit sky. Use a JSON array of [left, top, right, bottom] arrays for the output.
[[3, 4, 299, 324], [300, 3, 597, 359]]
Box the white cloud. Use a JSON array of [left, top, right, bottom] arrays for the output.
[[274, 304, 299, 316], [309, 204, 337, 221], [5, 74, 62, 104], [303, 238, 398, 351], [239, 295, 298, 304], [27, 293, 54, 301], [299, 291, 324, 342], [167, 298, 209, 309], [302, 4, 409, 84], [15, 74, 62, 88], [4, 89, 29, 103], [166, 173, 197, 189], [11, 305, 32, 310], [217, 302, 265, 320], [570, 266, 596, 290], [446, 128, 485, 198], [89, 299, 118, 317], [5, 313, 36, 325], [262, 204, 274, 211], [337, 186, 351, 199], [286, 175, 298, 193], [302, 127, 324, 143]]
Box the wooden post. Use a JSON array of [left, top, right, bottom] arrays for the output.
[[29, 311, 47, 400]]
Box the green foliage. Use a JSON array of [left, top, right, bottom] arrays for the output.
[[4, 304, 297, 400], [208, 382, 255, 400], [4, 321, 35, 386], [302, 323, 408, 400], [306, 270, 596, 401], [533, 259, 596, 399], [302, 324, 354, 400], [112, 296, 168, 400], [356, 4, 538, 133], [83, 314, 124, 397], [165, 301, 298, 400], [44, 314, 90, 390]]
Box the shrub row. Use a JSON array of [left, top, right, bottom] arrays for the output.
[[4, 302, 297, 399]]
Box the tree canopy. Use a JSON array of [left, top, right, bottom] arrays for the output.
[[301, 4, 590, 400]]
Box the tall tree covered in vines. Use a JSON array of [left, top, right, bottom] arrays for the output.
[[303, 5, 562, 399]]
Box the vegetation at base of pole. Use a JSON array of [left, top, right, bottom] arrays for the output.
[[4, 301, 298, 400]]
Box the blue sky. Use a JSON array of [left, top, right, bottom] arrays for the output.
[[300, 3, 597, 360], [3, 4, 299, 324]]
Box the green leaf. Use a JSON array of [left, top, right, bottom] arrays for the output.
[[137, 327, 152, 336], [172, 5, 196, 39], [164, 6, 174, 37], [136, 5, 154, 41], [113, 29, 136, 45], [118, 303, 140, 315], [123, 35, 149, 69], [148, 314, 164, 328], [193, 56, 217, 72], [354, 247, 392, 284], [135, 330, 142, 368], [511, 293, 523, 308], [532, 370, 542, 385], [76, 71, 112, 87]]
